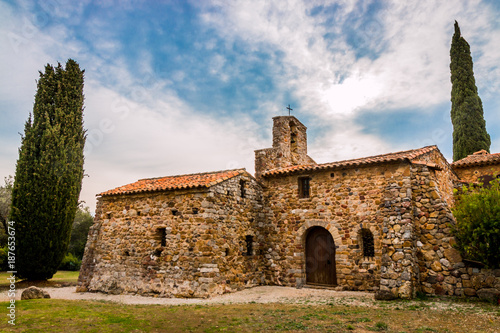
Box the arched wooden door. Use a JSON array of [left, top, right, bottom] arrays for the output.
[[305, 227, 337, 286]]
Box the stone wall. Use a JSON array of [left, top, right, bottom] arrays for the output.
[[411, 164, 500, 298], [77, 174, 267, 298], [412, 148, 458, 208], [261, 161, 416, 296], [453, 164, 500, 183], [377, 161, 418, 299]]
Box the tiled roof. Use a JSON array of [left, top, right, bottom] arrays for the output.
[[452, 150, 500, 168], [99, 169, 248, 196], [262, 146, 438, 177]]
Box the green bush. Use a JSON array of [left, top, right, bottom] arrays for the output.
[[68, 206, 94, 259], [0, 246, 8, 271], [58, 253, 82, 271], [452, 179, 500, 268]]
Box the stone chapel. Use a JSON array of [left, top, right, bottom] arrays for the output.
[[78, 116, 500, 299]]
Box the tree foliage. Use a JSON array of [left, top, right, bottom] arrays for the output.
[[452, 179, 500, 268], [10, 59, 85, 280], [450, 21, 491, 161], [67, 205, 93, 259], [0, 176, 13, 245]]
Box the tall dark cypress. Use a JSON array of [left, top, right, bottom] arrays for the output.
[[10, 59, 85, 280], [450, 21, 490, 161]]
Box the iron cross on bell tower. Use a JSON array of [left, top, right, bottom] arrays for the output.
[[286, 104, 293, 116]]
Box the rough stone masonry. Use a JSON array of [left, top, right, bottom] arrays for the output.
[[78, 116, 500, 299]]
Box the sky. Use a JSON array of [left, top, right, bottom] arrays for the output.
[[1, 0, 499, 215]]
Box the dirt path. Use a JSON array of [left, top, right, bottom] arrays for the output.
[[4, 285, 375, 306]]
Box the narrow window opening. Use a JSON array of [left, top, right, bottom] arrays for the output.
[[158, 227, 167, 247], [240, 180, 246, 198], [107, 213, 112, 219], [290, 121, 298, 153], [171, 209, 178, 216], [330, 173, 335, 178], [225, 248, 230, 256], [298, 177, 311, 198], [245, 235, 253, 256], [360, 229, 375, 258]]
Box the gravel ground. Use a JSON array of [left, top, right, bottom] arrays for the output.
[[4, 285, 497, 314], [4, 286, 376, 307]]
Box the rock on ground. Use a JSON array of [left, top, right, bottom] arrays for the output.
[[21, 286, 51, 300], [477, 288, 500, 304]]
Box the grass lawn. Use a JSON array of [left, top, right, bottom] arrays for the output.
[[0, 298, 498, 333], [0, 271, 79, 289]]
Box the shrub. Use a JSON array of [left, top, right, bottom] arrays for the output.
[[58, 253, 82, 271], [67, 206, 94, 259], [452, 179, 500, 268], [0, 246, 8, 271]]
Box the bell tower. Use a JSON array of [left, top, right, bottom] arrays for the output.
[[255, 116, 316, 178]]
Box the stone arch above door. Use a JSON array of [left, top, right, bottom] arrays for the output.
[[297, 220, 342, 247]]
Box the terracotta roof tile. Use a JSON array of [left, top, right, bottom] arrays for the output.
[[99, 169, 247, 196], [262, 146, 438, 177], [452, 150, 500, 168]]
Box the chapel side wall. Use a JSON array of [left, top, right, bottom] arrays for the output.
[[453, 164, 500, 183], [261, 162, 418, 297], [77, 174, 264, 298], [207, 175, 267, 291], [411, 164, 500, 297]]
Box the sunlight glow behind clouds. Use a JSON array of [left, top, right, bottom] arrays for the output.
[[322, 73, 383, 115]]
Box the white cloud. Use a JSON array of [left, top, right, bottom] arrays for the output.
[[80, 76, 267, 213], [196, 0, 500, 160], [310, 124, 391, 163], [0, 3, 267, 214]]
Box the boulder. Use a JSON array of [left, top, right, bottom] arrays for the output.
[[477, 288, 500, 304], [375, 289, 397, 301], [21, 286, 50, 300]]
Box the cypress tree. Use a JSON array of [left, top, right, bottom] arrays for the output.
[[10, 59, 85, 280], [450, 21, 491, 161]]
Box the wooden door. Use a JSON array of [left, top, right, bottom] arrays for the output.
[[306, 227, 337, 286]]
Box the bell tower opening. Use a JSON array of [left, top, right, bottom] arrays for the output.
[[290, 121, 298, 153]]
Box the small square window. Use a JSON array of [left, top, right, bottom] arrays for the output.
[[298, 177, 311, 198]]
